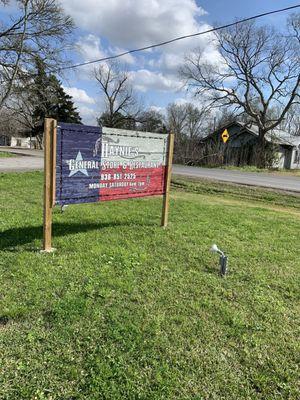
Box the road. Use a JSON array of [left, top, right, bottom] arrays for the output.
[[0, 148, 43, 173], [0, 148, 299, 193], [0, 147, 42, 157], [173, 165, 300, 193]]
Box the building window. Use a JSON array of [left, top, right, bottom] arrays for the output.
[[294, 149, 300, 164]]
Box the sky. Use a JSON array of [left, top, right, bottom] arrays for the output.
[[1, 0, 299, 125]]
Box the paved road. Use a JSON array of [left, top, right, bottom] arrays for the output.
[[1, 148, 299, 193], [0, 147, 43, 172], [0, 155, 43, 173], [0, 147, 43, 157], [173, 165, 300, 193]]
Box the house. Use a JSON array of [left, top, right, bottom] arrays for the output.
[[10, 136, 38, 149], [200, 122, 300, 169]]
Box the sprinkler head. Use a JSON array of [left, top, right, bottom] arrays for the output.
[[210, 244, 228, 276], [210, 244, 220, 253]]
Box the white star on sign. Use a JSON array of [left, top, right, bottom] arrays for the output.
[[68, 151, 89, 177]]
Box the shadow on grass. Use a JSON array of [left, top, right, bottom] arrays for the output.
[[0, 220, 154, 250]]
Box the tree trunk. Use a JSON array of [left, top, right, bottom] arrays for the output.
[[256, 129, 267, 168], [36, 133, 43, 150]]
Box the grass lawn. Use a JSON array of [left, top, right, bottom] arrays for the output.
[[0, 151, 14, 158], [0, 172, 299, 399]]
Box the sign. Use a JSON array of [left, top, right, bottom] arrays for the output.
[[56, 123, 169, 204], [42, 119, 174, 251], [221, 129, 229, 143]]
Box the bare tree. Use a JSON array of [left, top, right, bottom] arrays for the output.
[[4, 57, 82, 148], [278, 103, 300, 136], [181, 17, 300, 167], [167, 102, 211, 163], [167, 103, 188, 144], [0, 107, 26, 139], [137, 109, 165, 132], [0, 0, 74, 109], [94, 62, 142, 128], [3, 95, 34, 135]]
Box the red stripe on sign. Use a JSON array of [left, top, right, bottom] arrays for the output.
[[99, 166, 166, 201]]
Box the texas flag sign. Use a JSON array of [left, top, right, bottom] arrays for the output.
[[43, 120, 174, 251], [55, 122, 169, 205]]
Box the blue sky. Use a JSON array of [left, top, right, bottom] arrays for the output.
[[1, 0, 299, 124]]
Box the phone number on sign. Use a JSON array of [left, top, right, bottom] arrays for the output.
[[101, 173, 136, 181]]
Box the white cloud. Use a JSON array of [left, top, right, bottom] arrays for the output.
[[148, 105, 167, 116], [78, 105, 98, 125], [63, 86, 95, 105], [61, 1, 220, 105], [73, 34, 108, 78], [66, 0, 219, 90], [130, 69, 180, 92], [155, 38, 220, 72], [63, 0, 207, 48], [62, 84, 98, 125], [75, 34, 136, 80], [76, 34, 105, 61], [64, 0, 217, 73], [107, 46, 136, 65]]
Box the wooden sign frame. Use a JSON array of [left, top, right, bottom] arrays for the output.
[[161, 132, 174, 228], [43, 118, 57, 252], [42, 118, 174, 251]]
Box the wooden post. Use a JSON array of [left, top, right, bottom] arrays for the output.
[[51, 119, 57, 208], [42, 118, 57, 252], [161, 132, 175, 228]]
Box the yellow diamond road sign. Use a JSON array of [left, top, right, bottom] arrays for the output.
[[221, 129, 229, 143]]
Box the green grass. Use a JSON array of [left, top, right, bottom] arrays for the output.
[[0, 151, 14, 158], [0, 172, 299, 399], [172, 176, 300, 209]]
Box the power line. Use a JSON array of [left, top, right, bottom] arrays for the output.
[[50, 4, 300, 73]]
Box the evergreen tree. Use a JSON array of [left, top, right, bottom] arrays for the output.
[[31, 58, 82, 143]]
